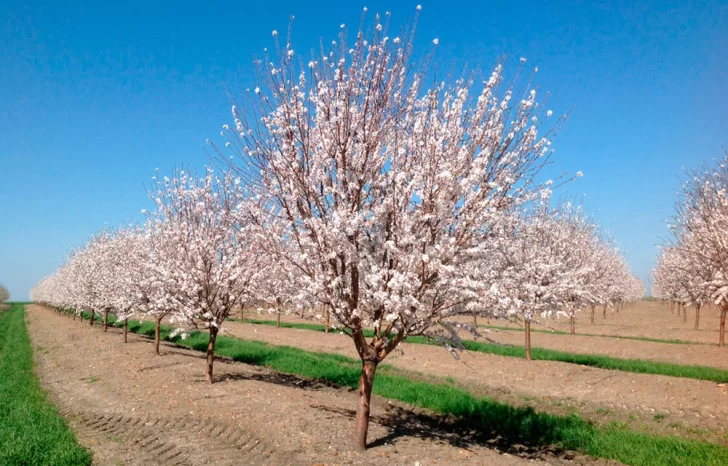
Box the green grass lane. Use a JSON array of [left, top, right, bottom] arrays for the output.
[[0, 304, 92, 465]]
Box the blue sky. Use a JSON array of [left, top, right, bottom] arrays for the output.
[[1, 0, 726, 300]]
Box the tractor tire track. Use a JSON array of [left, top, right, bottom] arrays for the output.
[[45, 390, 287, 465]]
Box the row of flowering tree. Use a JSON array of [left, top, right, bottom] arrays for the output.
[[653, 150, 728, 344], [31, 8, 642, 450]]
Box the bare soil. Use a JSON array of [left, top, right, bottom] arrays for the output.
[[26, 305, 610, 466], [497, 301, 724, 346]]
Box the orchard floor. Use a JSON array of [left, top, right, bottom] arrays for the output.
[[217, 319, 728, 441], [26, 305, 604, 466], [488, 300, 724, 347]]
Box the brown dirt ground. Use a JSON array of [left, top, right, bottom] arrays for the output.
[[218, 318, 728, 443], [26, 304, 616, 466], [498, 301, 724, 346]]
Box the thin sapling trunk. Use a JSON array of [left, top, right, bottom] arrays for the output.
[[206, 326, 219, 383], [694, 304, 700, 330], [720, 306, 727, 347], [525, 320, 532, 360], [154, 317, 162, 355]]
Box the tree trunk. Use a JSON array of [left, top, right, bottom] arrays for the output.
[[720, 307, 726, 348], [154, 317, 162, 355], [276, 298, 282, 328], [694, 304, 700, 330], [473, 315, 478, 328], [124, 318, 128, 343], [206, 326, 219, 384], [683, 304, 687, 323], [590, 305, 595, 324], [353, 359, 378, 450], [570, 315, 575, 335], [103, 310, 109, 332], [89, 310, 95, 326], [525, 321, 532, 360], [325, 309, 330, 333], [240, 305, 244, 323], [602, 305, 607, 319]]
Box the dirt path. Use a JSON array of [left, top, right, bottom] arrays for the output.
[[219, 319, 728, 439], [26, 305, 597, 466]]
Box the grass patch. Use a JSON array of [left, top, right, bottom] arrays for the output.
[[69, 310, 728, 465], [233, 317, 728, 384], [0, 304, 92, 465]]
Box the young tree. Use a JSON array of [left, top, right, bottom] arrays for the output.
[[145, 168, 264, 381], [221, 9, 565, 449]]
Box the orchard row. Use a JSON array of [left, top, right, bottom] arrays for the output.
[[653, 150, 728, 346]]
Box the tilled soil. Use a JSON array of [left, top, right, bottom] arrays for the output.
[[219, 319, 728, 439], [479, 328, 728, 370], [495, 301, 724, 346], [26, 305, 610, 466]]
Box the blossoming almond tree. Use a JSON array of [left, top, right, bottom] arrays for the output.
[[145, 168, 264, 381], [107, 227, 153, 343], [221, 9, 565, 449]]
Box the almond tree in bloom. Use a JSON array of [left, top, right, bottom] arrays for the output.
[[221, 9, 565, 449], [145, 168, 264, 382], [108, 227, 152, 343]]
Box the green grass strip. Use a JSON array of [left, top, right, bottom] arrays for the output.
[[237, 318, 728, 383], [0, 305, 92, 465], [68, 309, 728, 465]]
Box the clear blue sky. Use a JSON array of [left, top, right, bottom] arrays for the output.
[[1, 0, 726, 300]]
